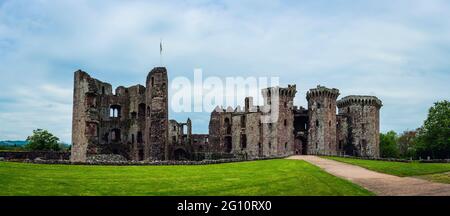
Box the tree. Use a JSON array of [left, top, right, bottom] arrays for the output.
[[380, 131, 399, 158], [415, 100, 450, 159], [25, 129, 60, 151], [398, 130, 418, 158]]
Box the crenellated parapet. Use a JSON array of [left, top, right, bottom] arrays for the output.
[[262, 84, 297, 98], [337, 95, 382, 108], [306, 85, 340, 100]]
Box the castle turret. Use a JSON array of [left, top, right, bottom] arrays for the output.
[[145, 67, 169, 160], [306, 85, 339, 155], [261, 85, 297, 156], [337, 95, 382, 157]]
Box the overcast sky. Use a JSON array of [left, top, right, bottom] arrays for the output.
[[0, 0, 449, 143]]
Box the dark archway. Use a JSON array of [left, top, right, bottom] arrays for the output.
[[224, 136, 232, 153], [174, 148, 189, 160]]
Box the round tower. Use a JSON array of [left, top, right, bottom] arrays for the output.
[[337, 96, 382, 157], [306, 85, 340, 155]]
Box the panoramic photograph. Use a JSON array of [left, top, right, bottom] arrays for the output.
[[0, 0, 449, 213]]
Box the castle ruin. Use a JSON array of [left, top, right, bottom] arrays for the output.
[[71, 67, 382, 162]]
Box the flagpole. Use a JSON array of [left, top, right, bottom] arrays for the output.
[[160, 38, 163, 67]]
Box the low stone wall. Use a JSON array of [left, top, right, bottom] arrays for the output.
[[319, 154, 450, 163], [22, 155, 289, 166], [0, 151, 70, 161]]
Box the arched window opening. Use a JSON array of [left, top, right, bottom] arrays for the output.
[[131, 134, 135, 144], [109, 105, 121, 118], [316, 120, 319, 127], [224, 118, 231, 134]]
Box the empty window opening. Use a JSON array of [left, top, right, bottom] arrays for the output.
[[241, 115, 246, 128], [241, 135, 247, 149], [137, 132, 143, 143], [224, 118, 231, 134], [109, 105, 121, 118], [138, 103, 146, 118]]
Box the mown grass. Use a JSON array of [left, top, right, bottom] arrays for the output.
[[416, 172, 450, 184], [324, 156, 450, 177], [0, 159, 372, 196]]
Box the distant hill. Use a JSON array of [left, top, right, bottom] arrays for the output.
[[0, 140, 28, 146]]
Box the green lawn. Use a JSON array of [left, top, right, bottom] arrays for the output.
[[0, 159, 372, 196], [324, 156, 450, 177], [416, 172, 450, 184]]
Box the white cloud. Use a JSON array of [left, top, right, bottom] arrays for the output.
[[0, 0, 449, 142]]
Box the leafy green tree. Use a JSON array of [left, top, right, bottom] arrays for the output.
[[380, 130, 399, 158], [25, 129, 60, 151], [415, 100, 450, 159], [398, 130, 418, 158]]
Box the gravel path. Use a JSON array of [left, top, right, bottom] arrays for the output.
[[288, 155, 450, 196]]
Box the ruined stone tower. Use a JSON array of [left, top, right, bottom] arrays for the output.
[[260, 85, 297, 156], [337, 96, 382, 157], [306, 85, 340, 155], [145, 67, 169, 160], [71, 67, 169, 162]]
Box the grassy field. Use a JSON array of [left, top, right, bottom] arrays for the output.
[[416, 172, 450, 184], [0, 159, 372, 196], [325, 156, 450, 177]]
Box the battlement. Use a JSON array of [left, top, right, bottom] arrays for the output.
[[261, 84, 297, 98], [306, 85, 340, 100], [337, 95, 382, 108]]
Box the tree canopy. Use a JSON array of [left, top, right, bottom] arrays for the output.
[[25, 129, 60, 151], [415, 100, 450, 159]]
